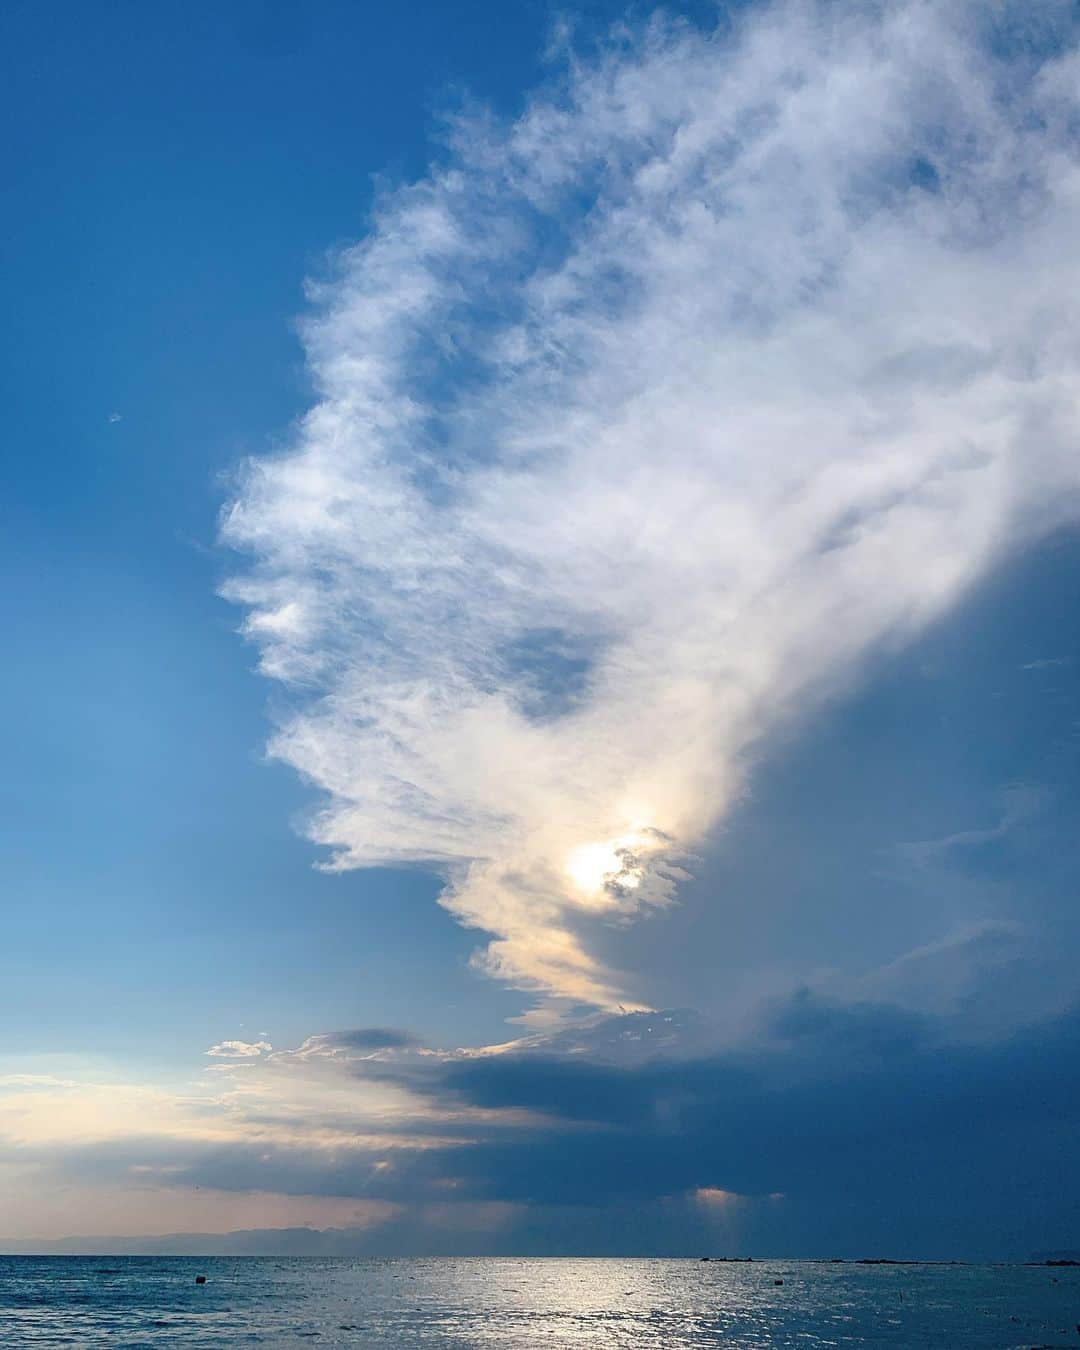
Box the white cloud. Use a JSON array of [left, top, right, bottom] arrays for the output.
[[223, 0, 1080, 1009], [205, 1039, 273, 1058]]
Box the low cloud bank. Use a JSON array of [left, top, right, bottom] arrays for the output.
[[6, 978, 1080, 1256]]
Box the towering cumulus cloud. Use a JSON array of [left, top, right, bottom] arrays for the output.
[[224, 0, 1080, 1010]]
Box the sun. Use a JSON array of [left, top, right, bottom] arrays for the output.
[[566, 841, 629, 893], [565, 830, 657, 897]]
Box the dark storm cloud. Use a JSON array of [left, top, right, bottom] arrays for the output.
[[417, 997, 1079, 1198]]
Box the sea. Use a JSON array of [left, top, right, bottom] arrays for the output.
[[0, 1256, 1077, 1348]]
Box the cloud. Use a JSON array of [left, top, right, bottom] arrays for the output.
[[205, 1039, 273, 1058], [293, 1027, 421, 1056], [223, 0, 1080, 1008], [893, 782, 1049, 867], [1021, 655, 1069, 670], [5, 969, 1080, 1254]]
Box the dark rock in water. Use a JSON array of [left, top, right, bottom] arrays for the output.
[[774, 1279, 784, 1286], [195, 1275, 207, 1285], [700, 1256, 711, 1262]]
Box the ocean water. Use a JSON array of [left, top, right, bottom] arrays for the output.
[[0, 1256, 1077, 1348]]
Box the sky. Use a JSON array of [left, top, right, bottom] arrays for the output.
[[2, 0, 1080, 1259]]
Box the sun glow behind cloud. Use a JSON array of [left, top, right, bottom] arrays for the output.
[[566, 841, 638, 896], [223, 0, 1080, 1011], [565, 828, 665, 904]]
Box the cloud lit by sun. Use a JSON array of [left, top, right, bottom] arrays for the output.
[[565, 832, 657, 899]]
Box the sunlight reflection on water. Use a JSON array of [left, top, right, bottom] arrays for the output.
[[0, 1256, 1076, 1347]]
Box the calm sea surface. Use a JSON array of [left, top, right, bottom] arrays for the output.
[[0, 1256, 1077, 1348]]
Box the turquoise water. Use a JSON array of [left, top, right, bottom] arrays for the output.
[[0, 1256, 1077, 1347]]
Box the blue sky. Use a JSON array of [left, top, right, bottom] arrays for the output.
[[3, 0, 1080, 1256], [2, 0, 574, 1060]]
